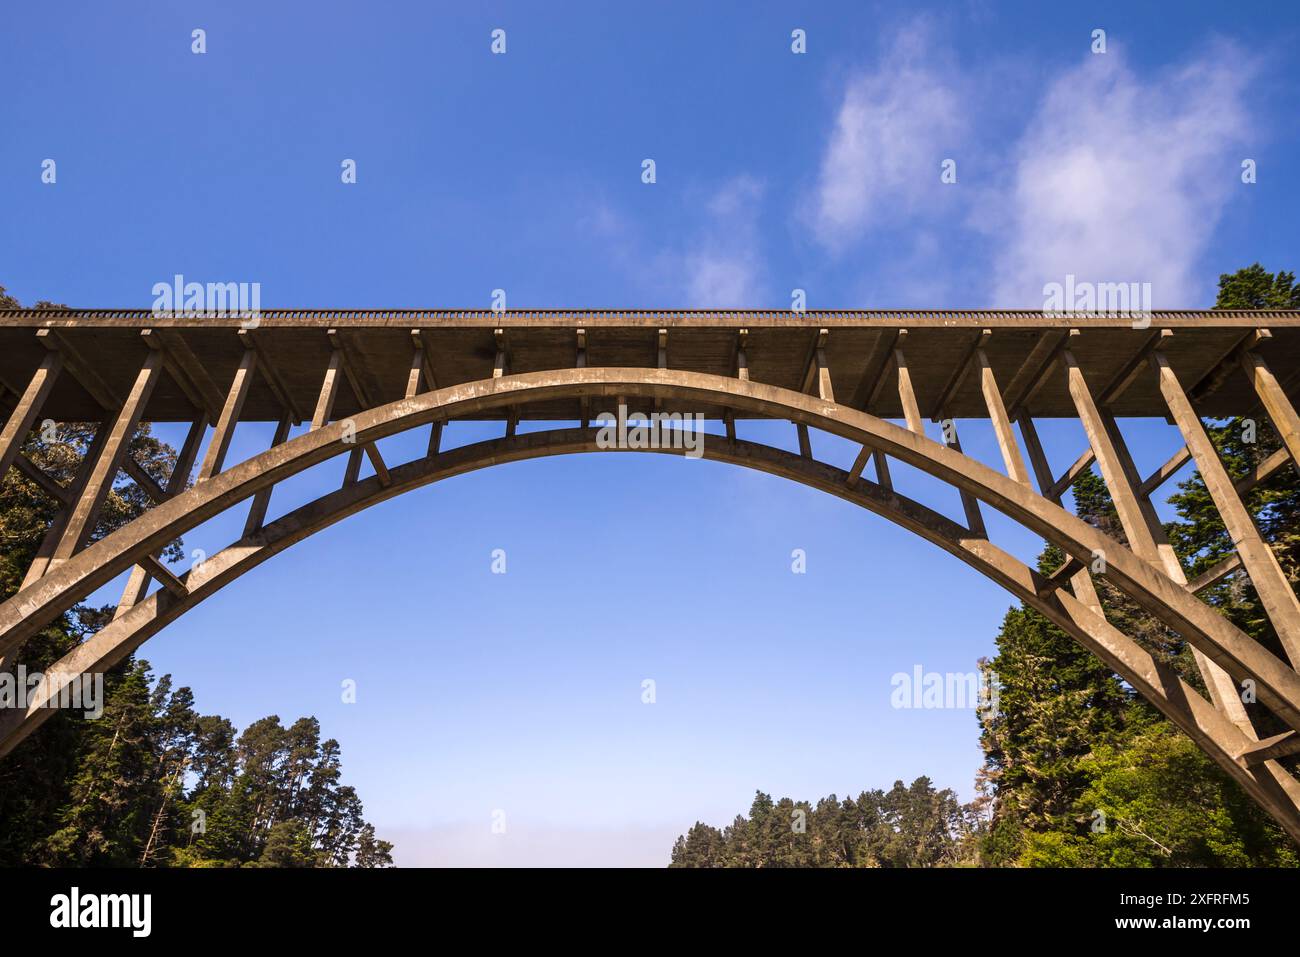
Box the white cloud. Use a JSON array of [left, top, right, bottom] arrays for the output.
[[809, 24, 965, 250], [583, 175, 769, 306], [682, 176, 766, 306], [987, 43, 1256, 307]]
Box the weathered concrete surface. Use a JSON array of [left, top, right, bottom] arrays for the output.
[[1, 310, 1296, 420], [1, 426, 1297, 841]]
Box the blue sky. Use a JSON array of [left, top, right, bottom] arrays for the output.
[[3, 1, 1298, 865]]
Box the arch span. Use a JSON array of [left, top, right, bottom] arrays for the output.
[[3, 369, 1300, 838]]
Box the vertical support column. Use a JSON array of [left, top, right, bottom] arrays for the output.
[[18, 422, 111, 590], [493, 329, 516, 436], [939, 425, 987, 538], [49, 349, 164, 565], [576, 328, 589, 429], [342, 448, 364, 486], [2, 423, 112, 666], [1018, 413, 1102, 612], [196, 348, 257, 482], [242, 415, 293, 537], [796, 423, 812, 458], [1240, 350, 1300, 468], [1108, 410, 1254, 732], [493, 328, 507, 379], [815, 342, 834, 403], [405, 337, 425, 400], [0, 347, 62, 480], [167, 415, 210, 497], [854, 328, 900, 489], [311, 351, 343, 431], [410, 329, 442, 455], [114, 413, 210, 618], [1067, 348, 1252, 727], [800, 329, 833, 402], [899, 340, 983, 535], [1063, 350, 1159, 559], [893, 343, 925, 435], [726, 328, 747, 447], [872, 451, 892, 489], [977, 349, 1031, 486], [794, 334, 833, 459], [655, 328, 668, 412], [1153, 351, 1300, 667], [1097, 411, 1187, 579]]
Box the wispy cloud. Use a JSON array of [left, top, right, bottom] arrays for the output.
[[986, 42, 1256, 307], [807, 23, 966, 251], [587, 30, 1258, 311], [682, 175, 767, 306], [582, 175, 769, 306]]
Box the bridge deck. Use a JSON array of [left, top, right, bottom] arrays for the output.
[[1, 310, 1296, 422]]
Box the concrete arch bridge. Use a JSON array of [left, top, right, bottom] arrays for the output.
[[0, 309, 1298, 838]]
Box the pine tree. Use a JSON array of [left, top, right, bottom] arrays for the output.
[[976, 264, 1300, 866], [40, 661, 168, 865], [0, 287, 395, 868], [668, 778, 977, 868]]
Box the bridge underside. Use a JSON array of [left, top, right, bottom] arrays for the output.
[[2, 309, 1297, 422], [1, 309, 1299, 841]]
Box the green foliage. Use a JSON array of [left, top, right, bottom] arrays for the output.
[[1, 660, 395, 867], [1166, 415, 1298, 671], [0, 286, 392, 867], [0, 401, 187, 862], [669, 778, 982, 868], [976, 265, 1300, 867], [1213, 263, 1300, 310], [1019, 724, 1298, 868]]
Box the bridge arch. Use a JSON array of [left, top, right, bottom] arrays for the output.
[[2, 367, 1300, 839]]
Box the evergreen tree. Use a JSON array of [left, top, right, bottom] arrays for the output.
[[977, 470, 1138, 862], [0, 284, 395, 868], [1019, 723, 1298, 867], [0, 285, 185, 861], [976, 264, 1300, 866], [669, 777, 977, 868]]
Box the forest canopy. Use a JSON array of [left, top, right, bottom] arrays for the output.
[[0, 284, 393, 868]]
